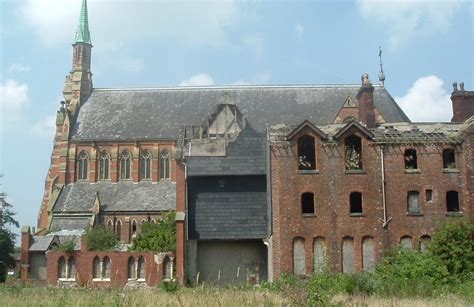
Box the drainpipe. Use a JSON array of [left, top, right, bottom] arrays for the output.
[[380, 145, 391, 228], [265, 124, 273, 282]]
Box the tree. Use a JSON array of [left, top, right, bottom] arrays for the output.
[[131, 212, 176, 252], [84, 226, 118, 251], [0, 175, 19, 283]]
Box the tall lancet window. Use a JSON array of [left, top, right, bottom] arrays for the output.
[[77, 151, 89, 180], [160, 150, 170, 179], [98, 151, 110, 180], [120, 150, 131, 180], [140, 151, 152, 180]]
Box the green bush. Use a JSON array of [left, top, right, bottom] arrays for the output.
[[161, 280, 179, 292], [84, 226, 118, 251], [53, 237, 76, 252], [429, 218, 474, 277], [131, 212, 176, 252]]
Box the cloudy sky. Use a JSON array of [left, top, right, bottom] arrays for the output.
[[0, 0, 472, 239]]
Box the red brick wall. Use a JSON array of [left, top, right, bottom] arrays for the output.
[[271, 126, 472, 277], [175, 163, 186, 284]]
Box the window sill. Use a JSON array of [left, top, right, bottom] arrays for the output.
[[58, 278, 76, 281], [345, 170, 366, 174], [443, 168, 459, 173], [407, 212, 424, 216], [298, 170, 319, 175], [405, 169, 421, 174], [446, 212, 463, 217], [302, 213, 316, 218], [92, 278, 111, 282], [349, 213, 365, 217]]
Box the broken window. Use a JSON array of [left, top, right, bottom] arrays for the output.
[[426, 189, 433, 202], [77, 151, 89, 180], [404, 149, 418, 169], [443, 149, 456, 169], [102, 256, 111, 279], [446, 191, 460, 212], [92, 256, 101, 279], [362, 236, 375, 272], [313, 237, 326, 273], [163, 256, 172, 280], [298, 135, 316, 170], [58, 256, 67, 279], [67, 257, 76, 280], [120, 150, 131, 180], [293, 237, 306, 275], [140, 150, 152, 180], [128, 257, 136, 279], [98, 151, 110, 180], [137, 256, 145, 280], [345, 135, 362, 170], [160, 150, 170, 179], [400, 236, 413, 250], [419, 236, 431, 252], [407, 191, 421, 214], [301, 192, 315, 214], [342, 237, 355, 273], [350, 192, 363, 214]]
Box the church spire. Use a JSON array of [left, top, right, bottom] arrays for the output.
[[74, 0, 91, 45]]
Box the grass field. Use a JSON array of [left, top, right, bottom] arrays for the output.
[[0, 285, 472, 307]]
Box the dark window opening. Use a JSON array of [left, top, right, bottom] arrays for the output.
[[407, 191, 421, 213], [301, 192, 315, 214], [345, 135, 362, 170], [426, 189, 433, 202], [350, 192, 363, 214], [443, 149, 456, 169], [404, 149, 418, 169], [298, 135, 316, 170], [446, 191, 460, 212]]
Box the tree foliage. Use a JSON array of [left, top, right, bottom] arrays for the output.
[[131, 212, 176, 252], [0, 178, 19, 283], [429, 217, 474, 276], [84, 226, 118, 251]]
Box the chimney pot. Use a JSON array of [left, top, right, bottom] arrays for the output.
[[453, 82, 458, 92], [361, 73, 370, 85], [460, 82, 465, 91]]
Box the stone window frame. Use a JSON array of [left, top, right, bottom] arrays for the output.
[[344, 135, 363, 171], [349, 192, 363, 216], [297, 134, 316, 171], [127, 256, 147, 282], [119, 150, 132, 180], [131, 219, 138, 241], [407, 190, 422, 215], [98, 150, 111, 180], [92, 256, 111, 282], [137, 256, 146, 281], [301, 192, 315, 216], [76, 150, 89, 181], [159, 149, 171, 180], [58, 256, 76, 281], [140, 150, 152, 180]]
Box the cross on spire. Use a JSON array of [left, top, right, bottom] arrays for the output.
[[74, 0, 92, 45]]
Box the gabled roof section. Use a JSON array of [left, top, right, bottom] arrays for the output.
[[29, 236, 59, 252], [74, 0, 92, 44], [287, 120, 328, 140], [334, 120, 374, 140]]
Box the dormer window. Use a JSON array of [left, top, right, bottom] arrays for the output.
[[345, 135, 362, 170], [298, 135, 316, 170], [404, 149, 418, 169]]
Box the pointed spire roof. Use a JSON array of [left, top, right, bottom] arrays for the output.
[[74, 0, 91, 44]]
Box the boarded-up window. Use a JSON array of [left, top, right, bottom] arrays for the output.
[[404, 149, 418, 169], [350, 192, 363, 214], [92, 256, 101, 279], [313, 237, 326, 273], [407, 191, 420, 213], [301, 192, 315, 214], [447, 191, 460, 212], [443, 149, 456, 169], [293, 238, 306, 275], [345, 135, 362, 170], [419, 236, 431, 252], [103, 256, 111, 279], [163, 256, 172, 280], [58, 257, 67, 279], [298, 135, 316, 170], [68, 257, 76, 280], [362, 237, 375, 272], [137, 256, 145, 280], [400, 236, 413, 250], [342, 237, 355, 273], [128, 257, 136, 279]]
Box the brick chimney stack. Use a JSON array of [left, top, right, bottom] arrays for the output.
[[451, 82, 474, 123], [20, 226, 31, 281], [357, 73, 376, 128]]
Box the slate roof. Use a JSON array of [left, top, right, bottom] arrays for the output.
[[71, 85, 409, 141], [186, 126, 266, 176], [29, 236, 57, 252], [50, 216, 91, 231], [53, 181, 176, 213]]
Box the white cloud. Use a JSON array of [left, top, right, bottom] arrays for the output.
[[8, 63, 32, 73], [356, 0, 462, 48], [179, 73, 214, 86], [30, 115, 56, 138], [295, 23, 304, 40], [396, 75, 452, 122], [0, 80, 29, 128], [19, 0, 239, 48]]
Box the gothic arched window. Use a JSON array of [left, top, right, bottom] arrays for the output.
[[137, 256, 145, 280], [140, 151, 152, 180], [120, 150, 131, 180], [102, 256, 111, 279], [92, 256, 101, 279], [77, 151, 89, 180], [98, 151, 110, 180], [160, 150, 170, 179], [128, 257, 136, 279]]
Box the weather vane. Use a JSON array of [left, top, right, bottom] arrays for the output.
[[378, 46, 386, 86]]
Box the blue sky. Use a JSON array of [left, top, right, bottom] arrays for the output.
[[0, 0, 473, 241]]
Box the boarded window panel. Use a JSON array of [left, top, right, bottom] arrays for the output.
[[293, 238, 306, 275], [138, 256, 145, 279], [128, 257, 136, 279], [58, 257, 67, 279], [68, 257, 77, 280], [342, 237, 355, 273], [362, 237, 375, 272], [420, 236, 431, 252], [400, 236, 413, 250], [92, 257, 101, 279], [163, 257, 172, 280], [313, 237, 326, 273], [407, 191, 420, 213], [103, 257, 111, 279]]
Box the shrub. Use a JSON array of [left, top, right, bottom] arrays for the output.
[[161, 280, 179, 293], [429, 218, 474, 277], [53, 237, 76, 252], [84, 226, 118, 251], [131, 212, 176, 252]]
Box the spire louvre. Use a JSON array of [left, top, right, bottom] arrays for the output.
[[74, 0, 92, 45]]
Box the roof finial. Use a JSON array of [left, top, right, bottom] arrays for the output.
[[378, 46, 385, 86], [74, 0, 92, 45]]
